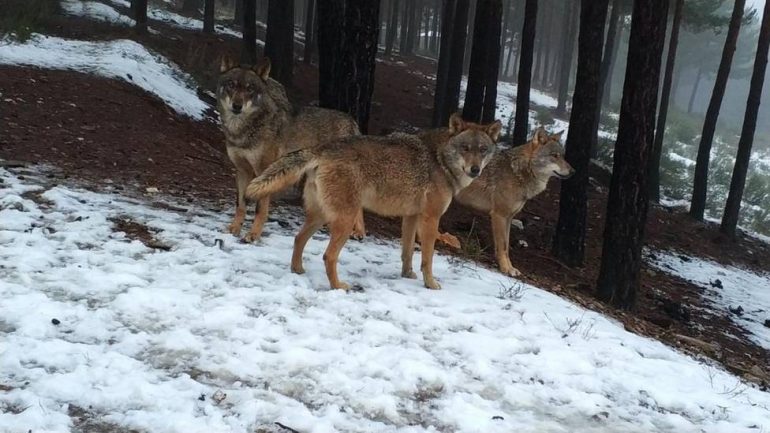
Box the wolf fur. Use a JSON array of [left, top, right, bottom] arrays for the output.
[[454, 127, 575, 277], [246, 114, 501, 290], [217, 56, 364, 242]]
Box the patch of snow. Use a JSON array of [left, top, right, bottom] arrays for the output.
[[1, 167, 769, 432], [0, 35, 208, 120], [668, 152, 696, 167], [60, 0, 135, 26], [649, 250, 770, 350]]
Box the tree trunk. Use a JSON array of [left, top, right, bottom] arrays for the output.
[[687, 66, 702, 113], [512, 0, 537, 145], [503, 0, 518, 79], [403, 0, 418, 55], [721, 0, 770, 236], [431, 0, 441, 54], [464, 0, 477, 73], [433, 0, 458, 126], [648, 0, 683, 203], [540, 1, 554, 89], [532, 0, 545, 87], [385, 0, 400, 55], [598, 0, 621, 107], [596, 0, 669, 310], [399, 0, 409, 53], [204, 0, 215, 33], [234, 0, 243, 25], [264, 0, 294, 85], [551, 0, 609, 267], [182, 0, 202, 15], [689, 0, 746, 221], [303, 0, 316, 63], [133, 0, 148, 33], [318, 0, 381, 133], [241, 0, 258, 65], [555, 0, 578, 116], [462, 0, 502, 123]]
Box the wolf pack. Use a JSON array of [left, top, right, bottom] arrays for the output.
[[217, 56, 575, 291]]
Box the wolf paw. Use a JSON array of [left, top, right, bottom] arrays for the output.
[[291, 264, 305, 274], [351, 229, 366, 241], [332, 281, 351, 291], [424, 278, 442, 290], [242, 231, 262, 243], [502, 266, 522, 277], [227, 223, 242, 236], [401, 270, 418, 279]]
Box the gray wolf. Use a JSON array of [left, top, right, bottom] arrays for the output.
[[245, 114, 501, 290], [453, 127, 574, 276], [217, 56, 365, 242]]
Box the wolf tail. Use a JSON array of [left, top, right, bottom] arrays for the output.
[[246, 148, 317, 200]]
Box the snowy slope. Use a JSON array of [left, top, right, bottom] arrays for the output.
[[0, 35, 209, 120], [60, 0, 135, 27], [649, 251, 770, 351], [1, 167, 769, 433]]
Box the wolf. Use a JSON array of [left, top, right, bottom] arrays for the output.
[[217, 56, 365, 242], [245, 114, 501, 290], [452, 127, 574, 277]]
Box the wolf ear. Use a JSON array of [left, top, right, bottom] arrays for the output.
[[220, 55, 236, 73], [532, 127, 548, 146], [448, 113, 466, 134], [254, 57, 271, 80], [486, 120, 502, 141]]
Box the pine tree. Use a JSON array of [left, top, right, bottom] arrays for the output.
[[264, 0, 294, 85], [241, 0, 258, 65], [462, 0, 502, 123], [511, 0, 537, 145]]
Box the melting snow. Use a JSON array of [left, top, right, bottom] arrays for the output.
[[0, 34, 209, 120], [60, 0, 135, 27], [1, 167, 769, 432]]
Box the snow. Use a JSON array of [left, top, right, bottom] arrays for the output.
[[649, 250, 770, 351], [0, 34, 209, 120], [1, 167, 769, 433], [60, 0, 135, 26]]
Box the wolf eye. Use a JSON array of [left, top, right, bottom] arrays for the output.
[[551, 153, 560, 158], [462, 145, 471, 152], [480, 145, 488, 153]]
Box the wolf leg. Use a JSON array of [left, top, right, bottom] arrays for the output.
[[228, 167, 253, 236], [292, 183, 325, 274], [244, 195, 270, 242], [400, 215, 419, 279], [491, 212, 520, 277], [418, 215, 441, 290], [323, 215, 355, 290], [351, 208, 366, 240]]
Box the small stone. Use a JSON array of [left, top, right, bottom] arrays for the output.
[[710, 279, 723, 289], [763, 319, 770, 328], [491, 415, 504, 420], [145, 187, 159, 194], [51, 318, 60, 325]]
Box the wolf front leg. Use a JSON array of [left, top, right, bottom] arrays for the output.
[[418, 215, 442, 290], [244, 195, 270, 242], [228, 167, 253, 236], [490, 211, 521, 277], [400, 215, 419, 279]]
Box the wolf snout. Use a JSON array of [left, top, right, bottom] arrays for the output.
[[231, 102, 243, 114], [469, 165, 481, 178]]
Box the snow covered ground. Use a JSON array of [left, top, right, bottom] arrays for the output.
[[1, 167, 769, 433], [0, 34, 209, 120], [649, 251, 770, 351], [60, 0, 135, 27]]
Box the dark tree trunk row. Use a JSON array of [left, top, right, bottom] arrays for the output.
[[648, 0, 684, 203], [552, 0, 609, 267], [596, 0, 670, 310], [598, 0, 622, 108], [303, 0, 316, 63], [203, 0, 215, 33], [511, 0, 537, 145], [690, 0, 747, 220], [555, 0, 578, 116], [241, 0, 257, 65], [462, 0, 502, 123], [318, 0, 381, 134], [264, 0, 294, 85], [132, 0, 148, 33], [721, 0, 770, 236], [432, 0, 470, 127]]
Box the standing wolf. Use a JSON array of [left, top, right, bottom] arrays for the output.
[[217, 56, 364, 241], [246, 114, 500, 290], [454, 127, 574, 277]]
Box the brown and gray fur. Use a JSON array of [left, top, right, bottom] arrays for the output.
[[454, 127, 574, 277], [217, 56, 364, 242], [246, 114, 501, 290]]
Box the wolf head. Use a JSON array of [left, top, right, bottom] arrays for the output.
[[522, 127, 575, 180], [441, 113, 501, 185], [216, 56, 275, 122]]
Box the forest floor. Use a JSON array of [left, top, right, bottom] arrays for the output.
[[1, 4, 770, 432]]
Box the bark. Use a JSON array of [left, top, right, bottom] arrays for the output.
[[464, 0, 477, 73], [264, 0, 294, 85], [241, 0, 258, 65], [512, 0, 537, 145], [182, 0, 202, 15], [552, 0, 609, 267], [133, 0, 148, 33], [303, 0, 316, 63], [555, 0, 578, 116], [234, 0, 243, 25], [689, 0, 746, 220], [431, 0, 441, 54], [462, 0, 502, 123], [318, 0, 381, 133], [598, 0, 621, 107], [399, 0, 410, 53], [540, 1, 554, 88], [433, 0, 458, 126], [385, 0, 400, 55], [204, 0, 215, 33], [721, 0, 770, 236], [648, 0, 683, 203], [687, 66, 703, 113], [596, 0, 669, 310]]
